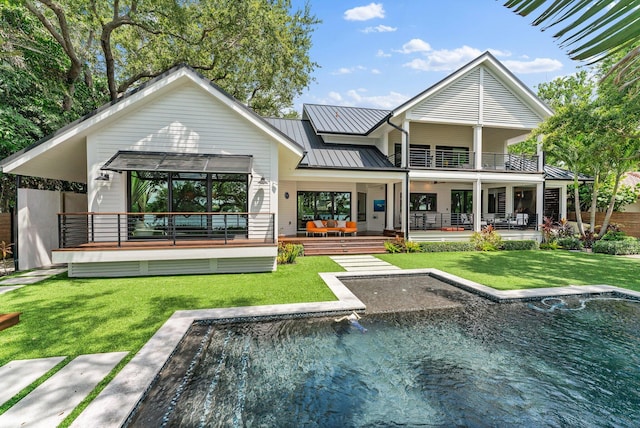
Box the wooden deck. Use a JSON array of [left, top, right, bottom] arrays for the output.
[[54, 238, 276, 252]]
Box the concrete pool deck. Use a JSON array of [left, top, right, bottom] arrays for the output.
[[70, 264, 640, 427]]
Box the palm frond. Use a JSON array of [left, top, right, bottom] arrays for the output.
[[503, 0, 640, 87]]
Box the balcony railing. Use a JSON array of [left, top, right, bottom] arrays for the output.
[[58, 212, 276, 248], [409, 212, 538, 231], [389, 149, 540, 172]]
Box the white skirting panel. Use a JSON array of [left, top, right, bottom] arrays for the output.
[[60, 246, 278, 277], [67, 256, 276, 278]]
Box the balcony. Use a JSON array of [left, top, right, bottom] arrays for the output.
[[58, 212, 276, 249], [409, 212, 538, 231], [389, 148, 540, 172]]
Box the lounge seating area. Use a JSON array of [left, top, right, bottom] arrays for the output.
[[306, 220, 358, 236]]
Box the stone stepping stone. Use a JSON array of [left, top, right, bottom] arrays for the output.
[[341, 265, 401, 272], [19, 268, 67, 277], [0, 356, 66, 407], [0, 352, 128, 428], [0, 285, 23, 295], [0, 276, 47, 286]]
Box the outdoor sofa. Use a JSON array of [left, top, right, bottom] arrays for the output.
[[306, 220, 358, 236]]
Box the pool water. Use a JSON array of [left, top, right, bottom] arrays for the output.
[[129, 298, 640, 427]]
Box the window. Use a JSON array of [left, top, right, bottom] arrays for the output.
[[128, 171, 248, 237], [410, 193, 437, 211], [297, 191, 351, 230], [357, 192, 366, 222]]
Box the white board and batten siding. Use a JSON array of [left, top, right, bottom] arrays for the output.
[[73, 80, 279, 276], [407, 66, 543, 129]]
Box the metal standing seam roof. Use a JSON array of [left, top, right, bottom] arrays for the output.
[[544, 164, 593, 181], [265, 118, 399, 170], [303, 104, 391, 135]]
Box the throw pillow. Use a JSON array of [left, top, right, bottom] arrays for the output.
[[326, 219, 336, 228], [337, 220, 347, 228], [313, 220, 324, 228]]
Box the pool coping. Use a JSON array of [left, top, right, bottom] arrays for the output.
[[71, 268, 640, 428]]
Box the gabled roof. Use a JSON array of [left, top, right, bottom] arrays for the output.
[[265, 118, 399, 170], [303, 104, 390, 135], [391, 51, 553, 122], [0, 64, 303, 179]]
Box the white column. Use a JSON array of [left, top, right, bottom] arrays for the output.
[[505, 184, 514, 216], [386, 182, 394, 230], [537, 182, 544, 227], [560, 185, 568, 220], [473, 179, 482, 230], [473, 125, 483, 169]]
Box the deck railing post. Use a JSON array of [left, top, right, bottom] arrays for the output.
[[224, 214, 228, 244], [90, 213, 95, 243], [58, 214, 63, 248], [117, 214, 121, 247]]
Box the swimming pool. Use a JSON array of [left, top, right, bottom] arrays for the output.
[[128, 293, 640, 427]]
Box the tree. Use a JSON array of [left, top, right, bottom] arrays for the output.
[[533, 54, 640, 237], [503, 0, 640, 90], [535, 70, 597, 236], [18, 0, 318, 115]]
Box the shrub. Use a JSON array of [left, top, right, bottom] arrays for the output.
[[384, 240, 403, 253], [592, 239, 640, 255], [557, 236, 583, 250], [580, 230, 598, 249], [404, 240, 422, 253], [385, 238, 423, 253], [540, 241, 560, 250], [470, 225, 503, 251], [556, 218, 574, 238], [277, 243, 303, 264], [419, 241, 476, 252], [502, 240, 539, 251], [600, 230, 628, 241]]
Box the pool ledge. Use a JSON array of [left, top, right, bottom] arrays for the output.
[[71, 268, 640, 428], [71, 275, 365, 428]]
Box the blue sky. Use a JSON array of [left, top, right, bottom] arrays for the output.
[[291, 1, 585, 112]]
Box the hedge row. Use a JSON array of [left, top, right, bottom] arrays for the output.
[[592, 239, 640, 255], [414, 240, 538, 253]]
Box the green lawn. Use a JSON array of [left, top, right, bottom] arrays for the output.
[[378, 250, 640, 291], [0, 256, 340, 366]]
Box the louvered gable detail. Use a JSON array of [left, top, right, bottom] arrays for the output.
[[408, 68, 480, 123], [482, 69, 543, 128]]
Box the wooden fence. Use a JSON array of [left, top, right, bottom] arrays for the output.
[[567, 212, 640, 238], [0, 213, 10, 244]]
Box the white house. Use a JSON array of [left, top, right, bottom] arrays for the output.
[[0, 52, 575, 277]]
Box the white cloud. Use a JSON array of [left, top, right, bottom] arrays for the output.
[[362, 24, 397, 33], [403, 45, 482, 71], [331, 65, 368, 75], [502, 58, 564, 74], [376, 49, 391, 58], [488, 49, 511, 58], [328, 92, 343, 103], [344, 3, 385, 21], [371, 69, 381, 74], [341, 89, 409, 109], [396, 38, 432, 54]]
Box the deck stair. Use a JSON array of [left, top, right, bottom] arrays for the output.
[[282, 236, 390, 256]]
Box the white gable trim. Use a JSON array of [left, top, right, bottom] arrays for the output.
[[2, 67, 302, 174], [392, 52, 553, 121]]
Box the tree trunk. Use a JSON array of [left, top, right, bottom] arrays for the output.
[[600, 171, 623, 236]]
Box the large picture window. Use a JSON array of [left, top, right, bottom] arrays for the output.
[[128, 171, 248, 237], [297, 191, 351, 230]]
